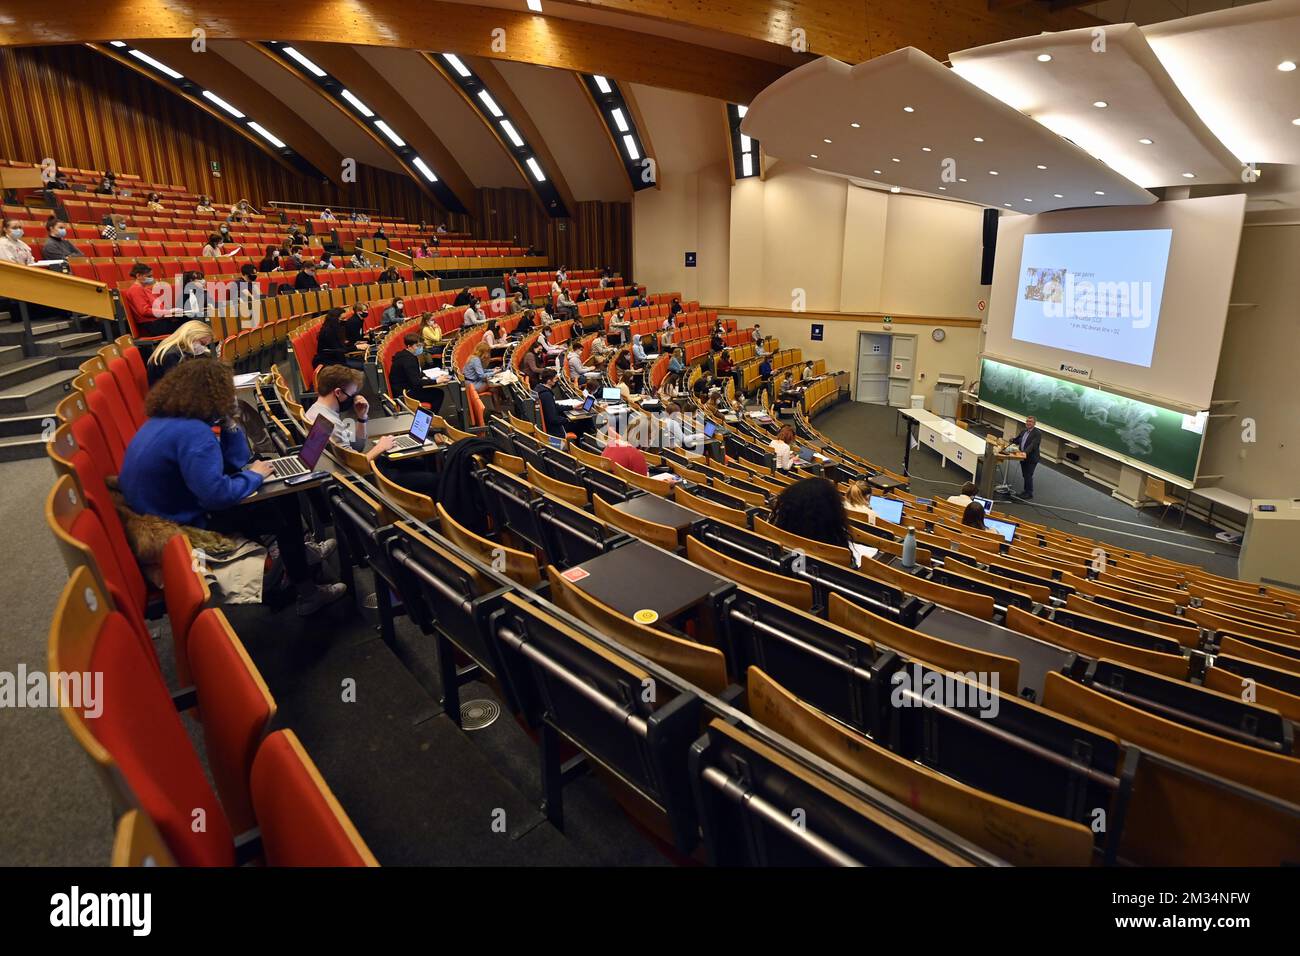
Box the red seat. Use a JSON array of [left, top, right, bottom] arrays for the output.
[[88, 370, 138, 458], [161, 533, 213, 688], [50, 568, 236, 867], [108, 356, 146, 428], [188, 607, 275, 834], [250, 729, 377, 866], [116, 339, 149, 398]]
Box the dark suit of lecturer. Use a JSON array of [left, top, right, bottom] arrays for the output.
[[1013, 416, 1041, 499]]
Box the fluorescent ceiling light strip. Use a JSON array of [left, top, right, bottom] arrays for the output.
[[593, 75, 611, 94], [374, 120, 405, 146], [201, 90, 245, 118], [282, 47, 326, 77], [525, 157, 546, 182], [611, 107, 629, 132], [128, 49, 183, 79], [477, 90, 503, 117], [500, 119, 525, 148], [741, 153, 754, 176], [412, 157, 439, 182], [442, 54, 472, 78], [340, 89, 374, 117], [622, 134, 640, 160], [248, 123, 286, 148]]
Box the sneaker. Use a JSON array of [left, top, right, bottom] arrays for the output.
[[305, 537, 338, 566], [296, 582, 347, 616]]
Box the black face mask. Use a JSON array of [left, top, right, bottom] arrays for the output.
[[337, 392, 356, 412]]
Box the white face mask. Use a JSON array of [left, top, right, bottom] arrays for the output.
[[192, 343, 210, 356], [8, 228, 22, 239]]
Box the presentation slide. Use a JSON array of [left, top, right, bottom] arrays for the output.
[[983, 194, 1246, 412], [1011, 229, 1173, 367]]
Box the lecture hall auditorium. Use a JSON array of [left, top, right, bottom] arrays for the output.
[[1, 0, 1299, 888]]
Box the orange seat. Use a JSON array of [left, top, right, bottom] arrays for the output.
[[250, 730, 378, 866], [160, 533, 213, 687], [108, 355, 146, 428]]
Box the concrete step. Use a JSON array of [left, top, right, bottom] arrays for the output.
[[0, 369, 76, 414], [0, 356, 60, 389], [0, 345, 23, 367], [0, 412, 57, 438], [32, 331, 103, 356], [0, 318, 75, 346], [0, 433, 50, 463]]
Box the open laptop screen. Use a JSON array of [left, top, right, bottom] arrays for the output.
[[298, 416, 335, 468], [602, 387, 621, 401], [409, 408, 432, 443], [869, 495, 904, 525], [983, 517, 1018, 543]]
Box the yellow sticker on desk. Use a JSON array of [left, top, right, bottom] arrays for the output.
[[633, 609, 659, 625]]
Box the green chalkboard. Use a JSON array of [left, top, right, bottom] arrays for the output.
[[978, 358, 1204, 482]]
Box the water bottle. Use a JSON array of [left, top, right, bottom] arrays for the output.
[[901, 525, 917, 569]]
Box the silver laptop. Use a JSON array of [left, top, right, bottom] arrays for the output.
[[264, 416, 333, 481], [389, 408, 434, 452]]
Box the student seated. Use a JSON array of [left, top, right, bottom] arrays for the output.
[[387, 334, 448, 413], [118, 360, 345, 616], [843, 479, 879, 526], [313, 308, 363, 370], [41, 216, 81, 261], [462, 342, 494, 393], [382, 297, 407, 327], [535, 368, 568, 441], [962, 501, 987, 530], [0, 218, 34, 266], [123, 264, 183, 337], [771, 477, 854, 553], [770, 425, 797, 471], [801, 360, 815, 382], [146, 320, 214, 386], [947, 481, 978, 508], [602, 435, 648, 476], [420, 312, 443, 352], [294, 265, 321, 291], [306, 366, 439, 495]]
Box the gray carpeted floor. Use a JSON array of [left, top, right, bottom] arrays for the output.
[[813, 399, 1241, 578], [1, 454, 666, 867]]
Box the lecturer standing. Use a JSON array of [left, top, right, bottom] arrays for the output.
[[1013, 416, 1041, 500]]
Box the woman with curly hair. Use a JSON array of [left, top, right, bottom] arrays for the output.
[[119, 360, 346, 615], [770, 477, 852, 552]]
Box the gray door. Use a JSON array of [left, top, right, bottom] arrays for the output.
[[856, 333, 890, 404], [888, 334, 916, 407]]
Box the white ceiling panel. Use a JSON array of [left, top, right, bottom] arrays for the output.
[[741, 49, 1155, 214], [950, 23, 1242, 188]]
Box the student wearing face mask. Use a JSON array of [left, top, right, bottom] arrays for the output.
[[308, 365, 440, 494], [342, 304, 368, 346], [179, 271, 209, 320], [258, 245, 280, 272], [0, 218, 35, 266], [313, 308, 363, 370], [382, 297, 407, 328], [124, 264, 182, 337], [41, 216, 81, 261], [146, 320, 215, 386], [387, 333, 447, 413]]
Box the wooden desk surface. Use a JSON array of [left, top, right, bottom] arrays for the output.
[[614, 491, 699, 532]]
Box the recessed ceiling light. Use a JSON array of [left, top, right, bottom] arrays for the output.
[[850, 122, 861, 128], [873, 169, 882, 175], [1004, 203, 1012, 207], [1093, 101, 1108, 108], [1182, 172, 1196, 178], [810, 154, 818, 159], [1036, 164, 1047, 170], [890, 186, 901, 193], [1279, 61, 1297, 72], [891, 157, 901, 163], [1024, 198, 1033, 202], [1138, 138, 1153, 145], [823, 138, 833, 144], [988, 170, 999, 175], [1293, 118, 1300, 125], [973, 137, 984, 143], [1094, 190, 1105, 195], [903, 106, 914, 113], [938, 186, 947, 190], [958, 178, 968, 183], [921, 146, 932, 152], [1037, 54, 1052, 63], [1053, 193, 1063, 198]]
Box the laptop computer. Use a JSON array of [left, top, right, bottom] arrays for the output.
[[581, 395, 596, 412], [798, 446, 817, 463], [602, 386, 621, 401], [869, 495, 905, 525], [263, 415, 334, 481], [973, 495, 995, 514], [389, 407, 434, 452], [703, 420, 718, 439], [983, 517, 1018, 544]]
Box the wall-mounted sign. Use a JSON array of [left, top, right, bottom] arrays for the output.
[[810, 323, 824, 341], [977, 299, 986, 312], [684, 251, 697, 267]]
